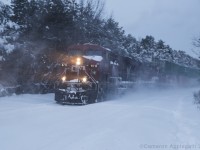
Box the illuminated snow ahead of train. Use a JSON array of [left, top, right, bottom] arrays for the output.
[[54, 44, 200, 105]]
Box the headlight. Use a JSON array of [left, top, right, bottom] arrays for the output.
[[61, 76, 66, 82], [82, 77, 87, 83], [76, 57, 81, 66]]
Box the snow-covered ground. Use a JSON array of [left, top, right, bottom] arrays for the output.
[[0, 87, 200, 150]]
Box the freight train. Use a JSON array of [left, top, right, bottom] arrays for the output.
[[54, 44, 137, 104], [54, 44, 200, 105]]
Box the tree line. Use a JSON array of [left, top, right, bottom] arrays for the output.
[[0, 0, 199, 93]]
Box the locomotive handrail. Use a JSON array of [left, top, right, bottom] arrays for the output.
[[84, 70, 98, 90]]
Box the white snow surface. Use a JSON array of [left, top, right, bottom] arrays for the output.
[[0, 87, 200, 150]]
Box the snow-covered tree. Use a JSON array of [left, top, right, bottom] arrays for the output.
[[100, 17, 126, 55], [123, 34, 138, 54], [11, 0, 29, 26], [0, 2, 19, 58]]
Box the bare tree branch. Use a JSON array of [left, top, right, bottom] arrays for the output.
[[85, 0, 105, 20], [193, 36, 200, 48]]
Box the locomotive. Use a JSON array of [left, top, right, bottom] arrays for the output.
[[54, 44, 136, 104]]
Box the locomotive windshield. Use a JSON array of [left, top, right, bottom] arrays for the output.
[[68, 49, 102, 56], [68, 50, 83, 56], [85, 49, 102, 56]]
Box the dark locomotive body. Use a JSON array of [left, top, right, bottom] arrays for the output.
[[55, 44, 135, 104]]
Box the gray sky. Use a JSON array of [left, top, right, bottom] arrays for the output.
[[1, 0, 200, 57], [105, 0, 200, 57]]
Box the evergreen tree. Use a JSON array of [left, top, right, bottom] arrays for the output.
[[26, 0, 37, 29], [11, 0, 29, 26], [0, 2, 11, 23], [123, 34, 138, 55], [102, 17, 125, 54], [156, 40, 165, 49], [0, 2, 17, 59], [141, 35, 155, 50]]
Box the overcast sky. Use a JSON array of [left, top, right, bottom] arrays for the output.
[[105, 0, 200, 57], [1, 0, 200, 57]]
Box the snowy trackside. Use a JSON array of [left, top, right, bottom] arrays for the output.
[[1, 87, 200, 150]]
